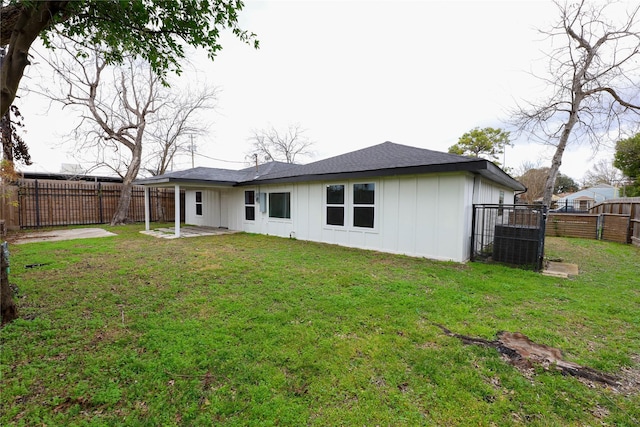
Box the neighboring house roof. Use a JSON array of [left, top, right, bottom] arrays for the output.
[[558, 184, 619, 203], [135, 141, 525, 191]]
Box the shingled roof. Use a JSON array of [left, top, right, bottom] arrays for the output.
[[247, 142, 524, 191], [134, 161, 296, 186], [135, 141, 525, 191]]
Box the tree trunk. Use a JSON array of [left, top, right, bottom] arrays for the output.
[[1, 242, 18, 325], [155, 189, 166, 222], [0, 1, 69, 116], [110, 136, 143, 225], [542, 95, 582, 207]]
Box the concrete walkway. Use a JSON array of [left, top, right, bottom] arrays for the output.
[[140, 226, 239, 239]]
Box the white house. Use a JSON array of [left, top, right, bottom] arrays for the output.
[[135, 142, 525, 262], [555, 184, 619, 211]]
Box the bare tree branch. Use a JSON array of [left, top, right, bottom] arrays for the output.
[[247, 123, 315, 164], [511, 0, 640, 206]]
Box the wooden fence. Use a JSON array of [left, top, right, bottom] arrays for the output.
[[546, 214, 599, 239], [590, 198, 640, 247], [1, 180, 184, 229], [509, 198, 640, 246]]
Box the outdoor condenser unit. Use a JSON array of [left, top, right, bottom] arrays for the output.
[[492, 224, 541, 268]]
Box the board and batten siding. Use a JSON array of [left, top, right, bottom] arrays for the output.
[[186, 172, 516, 263], [184, 188, 230, 228]]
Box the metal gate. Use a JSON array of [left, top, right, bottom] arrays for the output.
[[471, 204, 547, 271]]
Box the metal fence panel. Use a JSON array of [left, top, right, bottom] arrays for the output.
[[471, 204, 547, 271]]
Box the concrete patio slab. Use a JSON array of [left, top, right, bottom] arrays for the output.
[[13, 228, 117, 244], [140, 226, 239, 239]]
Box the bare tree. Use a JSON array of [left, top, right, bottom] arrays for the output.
[[40, 44, 161, 225], [143, 86, 219, 176], [517, 166, 550, 204], [512, 0, 640, 207], [582, 159, 624, 187], [247, 124, 314, 164]]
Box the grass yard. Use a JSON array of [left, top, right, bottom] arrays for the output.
[[1, 224, 639, 426]]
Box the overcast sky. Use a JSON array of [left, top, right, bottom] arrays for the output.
[[16, 0, 635, 181]]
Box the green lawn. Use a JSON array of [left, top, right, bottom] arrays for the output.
[[1, 224, 639, 426]]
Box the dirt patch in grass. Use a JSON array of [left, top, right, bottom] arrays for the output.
[[437, 324, 639, 394]]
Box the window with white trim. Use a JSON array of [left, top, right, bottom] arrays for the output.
[[245, 190, 255, 221], [326, 184, 345, 226], [195, 191, 203, 216], [353, 183, 375, 228], [269, 192, 291, 219]]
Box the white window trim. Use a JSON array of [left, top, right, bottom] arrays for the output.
[[324, 183, 347, 228], [244, 189, 256, 222], [322, 180, 379, 232], [351, 181, 377, 230], [268, 191, 292, 221], [195, 191, 203, 217]]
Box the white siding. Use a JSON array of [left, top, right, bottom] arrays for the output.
[[184, 173, 517, 263], [184, 189, 229, 227]]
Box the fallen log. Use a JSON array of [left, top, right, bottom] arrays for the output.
[[435, 324, 620, 387]]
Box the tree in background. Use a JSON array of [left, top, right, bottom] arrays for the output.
[[517, 166, 549, 204], [143, 86, 219, 177], [555, 173, 580, 194], [0, 0, 257, 117], [448, 127, 512, 165], [512, 0, 640, 207], [516, 161, 580, 204], [614, 133, 640, 196], [248, 124, 315, 164], [581, 159, 624, 188], [40, 43, 219, 225]]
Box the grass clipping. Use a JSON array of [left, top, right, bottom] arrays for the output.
[[435, 324, 638, 392]]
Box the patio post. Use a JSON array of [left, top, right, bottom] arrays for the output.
[[144, 186, 150, 231], [174, 184, 181, 238]]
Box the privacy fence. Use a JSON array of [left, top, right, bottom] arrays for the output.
[[546, 198, 639, 245], [590, 198, 640, 246], [1, 180, 184, 229]]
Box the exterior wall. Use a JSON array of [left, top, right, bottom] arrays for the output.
[[184, 188, 230, 227], [185, 173, 516, 263]]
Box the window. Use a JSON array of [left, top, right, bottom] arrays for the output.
[[498, 190, 505, 217], [326, 184, 345, 226], [195, 191, 203, 216], [269, 192, 291, 219], [245, 190, 255, 221], [353, 183, 375, 228]]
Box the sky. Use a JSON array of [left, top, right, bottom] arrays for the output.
[[15, 0, 636, 182]]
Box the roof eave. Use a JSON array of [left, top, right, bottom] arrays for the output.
[[134, 177, 238, 187], [240, 159, 524, 191]]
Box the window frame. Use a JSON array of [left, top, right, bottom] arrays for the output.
[[268, 192, 291, 219], [195, 191, 203, 216], [352, 182, 376, 229], [244, 190, 256, 221], [325, 184, 346, 227]]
